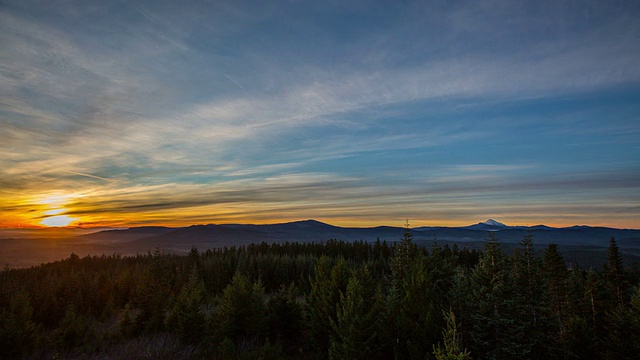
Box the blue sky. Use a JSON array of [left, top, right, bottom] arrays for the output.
[[1, 0, 639, 228]]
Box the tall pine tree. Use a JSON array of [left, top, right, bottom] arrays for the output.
[[305, 256, 350, 357], [604, 237, 627, 307], [542, 243, 569, 337], [468, 233, 529, 359], [214, 272, 266, 345], [391, 220, 417, 287], [329, 265, 382, 359], [513, 234, 558, 359], [432, 309, 471, 360], [167, 264, 206, 343]]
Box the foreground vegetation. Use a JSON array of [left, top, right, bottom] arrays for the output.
[[1, 229, 639, 359]]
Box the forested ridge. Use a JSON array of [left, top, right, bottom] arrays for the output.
[[1, 229, 639, 359]]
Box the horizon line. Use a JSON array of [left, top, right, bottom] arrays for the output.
[[2, 218, 637, 231]]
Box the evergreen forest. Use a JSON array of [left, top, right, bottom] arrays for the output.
[[1, 229, 640, 359]]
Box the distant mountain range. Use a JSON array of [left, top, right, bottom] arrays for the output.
[[81, 218, 640, 253], [2, 219, 639, 268]]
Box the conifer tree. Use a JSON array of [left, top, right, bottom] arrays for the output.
[[387, 221, 424, 358], [329, 265, 382, 359], [449, 267, 472, 345], [604, 237, 627, 307], [432, 309, 471, 360], [583, 269, 607, 356], [133, 250, 172, 334], [391, 220, 416, 286], [168, 264, 206, 343], [468, 233, 529, 359], [0, 290, 41, 358], [54, 303, 91, 349], [117, 302, 135, 340], [214, 272, 266, 345], [542, 243, 569, 336], [390, 254, 439, 359], [266, 283, 302, 354], [188, 246, 200, 266], [604, 287, 640, 359], [562, 267, 597, 359], [305, 256, 350, 356], [513, 234, 558, 359], [427, 241, 457, 314], [574, 239, 628, 358]]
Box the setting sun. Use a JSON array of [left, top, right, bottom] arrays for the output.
[[41, 215, 76, 227], [34, 194, 80, 227]]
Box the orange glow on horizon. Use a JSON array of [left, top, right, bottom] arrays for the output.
[[0, 191, 637, 230], [0, 215, 637, 230]]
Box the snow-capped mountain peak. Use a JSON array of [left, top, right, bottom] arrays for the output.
[[461, 219, 509, 231], [481, 219, 507, 227]]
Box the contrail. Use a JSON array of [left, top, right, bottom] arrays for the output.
[[64, 170, 113, 183], [224, 73, 245, 89], [137, 9, 156, 23]]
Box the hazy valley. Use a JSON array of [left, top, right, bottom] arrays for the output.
[[2, 219, 639, 269]]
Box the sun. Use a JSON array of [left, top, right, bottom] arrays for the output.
[[41, 215, 77, 227], [35, 193, 80, 227]]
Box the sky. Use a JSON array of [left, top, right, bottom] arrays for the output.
[[1, 0, 639, 229]]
